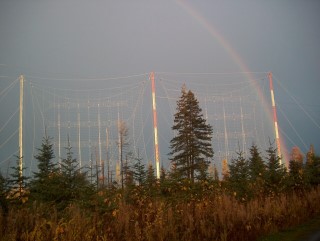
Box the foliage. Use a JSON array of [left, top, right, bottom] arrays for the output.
[[290, 146, 304, 163], [1, 186, 320, 241], [169, 86, 213, 182], [0, 172, 9, 217], [132, 156, 146, 186], [287, 159, 305, 191], [29, 136, 58, 203], [264, 143, 287, 195], [3, 84, 320, 240], [33, 136, 57, 180], [7, 156, 29, 203], [248, 144, 266, 196], [117, 120, 131, 189], [248, 144, 266, 181], [258, 216, 320, 241], [210, 163, 219, 182], [58, 142, 95, 210], [227, 151, 251, 201], [2, 137, 320, 241], [28, 136, 95, 210], [305, 154, 320, 186], [145, 164, 157, 189]]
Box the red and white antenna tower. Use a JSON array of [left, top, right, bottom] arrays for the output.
[[150, 72, 160, 179], [268, 72, 283, 165]]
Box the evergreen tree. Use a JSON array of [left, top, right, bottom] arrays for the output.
[[169, 86, 213, 182], [208, 163, 219, 181], [306, 144, 315, 164], [60, 144, 79, 183], [213, 163, 219, 182], [7, 156, 29, 203], [169, 162, 181, 182], [305, 153, 320, 187], [33, 136, 57, 180], [122, 157, 134, 188], [145, 164, 157, 189], [132, 156, 146, 186], [141, 164, 158, 197], [160, 166, 166, 183], [59, 141, 93, 209], [0, 172, 9, 215], [248, 144, 266, 196], [288, 159, 305, 190], [30, 136, 58, 202], [117, 121, 130, 189], [248, 144, 265, 180], [159, 166, 173, 197], [124, 168, 134, 188], [227, 151, 251, 200], [264, 143, 287, 195]]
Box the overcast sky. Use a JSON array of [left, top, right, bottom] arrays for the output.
[[1, 0, 319, 168]]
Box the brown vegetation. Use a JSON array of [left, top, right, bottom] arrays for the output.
[[1, 186, 320, 241]]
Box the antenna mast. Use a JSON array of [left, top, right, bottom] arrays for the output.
[[106, 127, 109, 186], [116, 103, 121, 183], [98, 103, 102, 181], [268, 72, 283, 165], [78, 103, 82, 169], [150, 72, 160, 179], [19, 75, 24, 179]]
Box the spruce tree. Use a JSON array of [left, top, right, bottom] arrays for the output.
[[227, 151, 251, 200], [160, 166, 166, 183], [59, 141, 92, 208], [248, 144, 265, 180], [8, 156, 29, 203], [33, 136, 56, 180], [305, 154, 320, 186], [265, 143, 287, 195], [144, 164, 157, 196], [30, 136, 58, 203], [123, 157, 133, 188], [159, 166, 168, 186], [288, 159, 305, 190], [132, 156, 146, 186], [248, 144, 266, 196], [117, 121, 130, 189], [208, 163, 219, 181], [169, 86, 213, 182], [0, 172, 9, 216], [145, 164, 157, 190], [212, 163, 219, 182]]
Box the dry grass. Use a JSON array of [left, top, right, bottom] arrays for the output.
[[1, 187, 320, 241]]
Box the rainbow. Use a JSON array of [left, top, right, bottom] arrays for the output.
[[175, 0, 288, 166]]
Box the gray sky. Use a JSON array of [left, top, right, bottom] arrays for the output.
[[1, 0, 320, 170]]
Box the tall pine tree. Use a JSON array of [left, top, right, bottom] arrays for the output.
[[169, 86, 213, 182]]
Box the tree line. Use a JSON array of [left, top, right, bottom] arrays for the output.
[[0, 86, 319, 212]]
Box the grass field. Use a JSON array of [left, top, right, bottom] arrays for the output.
[[259, 216, 320, 241]]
